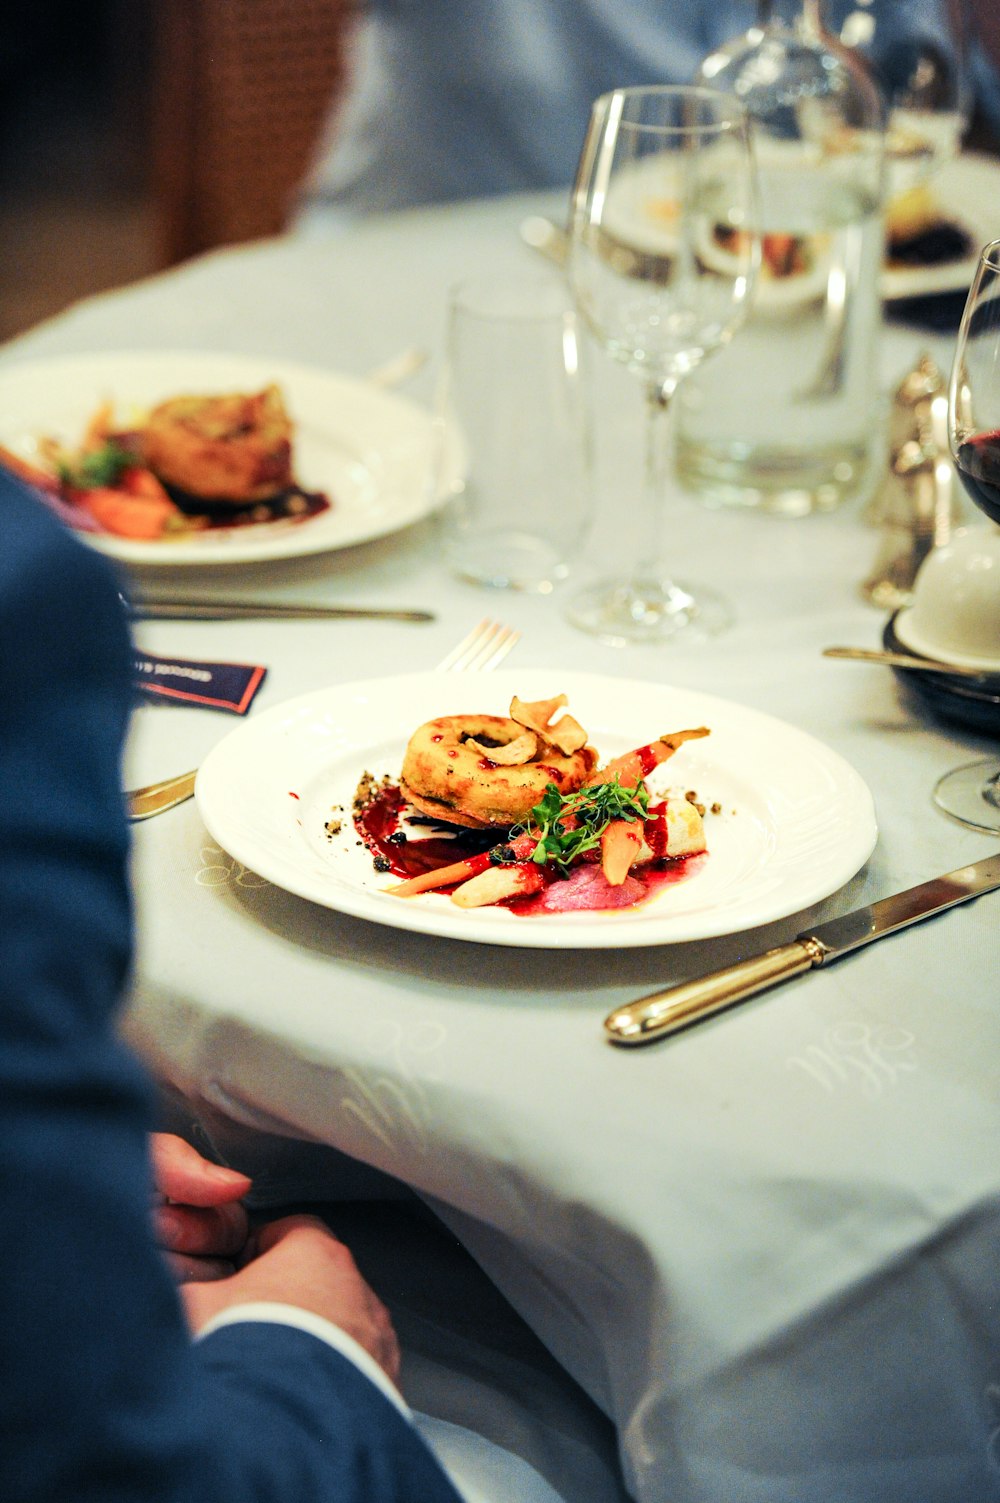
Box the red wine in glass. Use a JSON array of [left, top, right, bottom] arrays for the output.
[[953, 429, 1000, 525], [936, 238, 1000, 832]]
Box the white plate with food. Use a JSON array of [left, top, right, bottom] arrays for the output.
[[0, 350, 456, 566], [881, 151, 998, 301], [194, 670, 878, 949]]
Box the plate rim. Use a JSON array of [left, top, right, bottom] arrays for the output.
[[194, 668, 879, 950], [0, 348, 447, 567]]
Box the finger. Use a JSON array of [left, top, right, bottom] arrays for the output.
[[150, 1133, 252, 1207], [156, 1201, 250, 1260], [376, 1320, 402, 1385], [165, 1251, 238, 1283], [253, 1214, 340, 1257]]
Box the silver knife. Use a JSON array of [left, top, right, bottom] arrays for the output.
[[604, 852, 1000, 1046], [128, 600, 434, 622]]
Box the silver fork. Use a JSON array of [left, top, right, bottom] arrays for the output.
[[434, 617, 521, 673], [126, 617, 520, 820]]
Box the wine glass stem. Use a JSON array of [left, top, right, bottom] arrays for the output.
[[633, 377, 679, 598]]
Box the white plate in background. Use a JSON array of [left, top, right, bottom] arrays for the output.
[[0, 350, 455, 566], [881, 151, 998, 301]]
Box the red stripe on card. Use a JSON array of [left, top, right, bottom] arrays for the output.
[[141, 683, 254, 714], [234, 664, 267, 713]]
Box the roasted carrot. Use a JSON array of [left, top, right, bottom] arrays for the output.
[[81, 488, 178, 540], [589, 727, 710, 789], [119, 466, 173, 502], [0, 444, 62, 494], [386, 832, 537, 899], [385, 852, 493, 897]]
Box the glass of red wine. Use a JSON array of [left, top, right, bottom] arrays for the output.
[[935, 238, 1000, 832]]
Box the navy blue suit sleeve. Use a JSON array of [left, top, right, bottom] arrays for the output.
[[196, 1322, 465, 1501], [0, 480, 461, 1503]]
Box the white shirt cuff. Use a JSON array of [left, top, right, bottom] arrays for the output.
[[195, 1301, 410, 1419]]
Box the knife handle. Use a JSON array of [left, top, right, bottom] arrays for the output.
[[128, 768, 198, 821], [603, 938, 827, 1046]]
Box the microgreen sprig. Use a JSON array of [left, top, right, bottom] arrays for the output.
[[57, 440, 134, 490], [516, 777, 650, 874]]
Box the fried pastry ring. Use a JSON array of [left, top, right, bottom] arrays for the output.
[[400, 714, 597, 830], [141, 385, 293, 503]]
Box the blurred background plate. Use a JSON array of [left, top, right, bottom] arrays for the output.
[[881, 151, 1000, 301], [0, 350, 455, 567]]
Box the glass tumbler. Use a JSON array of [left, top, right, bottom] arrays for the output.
[[434, 273, 594, 592]]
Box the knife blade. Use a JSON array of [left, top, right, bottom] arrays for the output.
[[128, 600, 434, 622], [604, 851, 1000, 1046]]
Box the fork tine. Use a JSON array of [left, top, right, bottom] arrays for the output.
[[434, 617, 490, 672], [473, 625, 520, 672], [458, 620, 504, 672], [435, 618, 519, 673]]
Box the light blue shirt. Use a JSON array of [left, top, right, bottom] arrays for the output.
[[296, 0, 997, 223]]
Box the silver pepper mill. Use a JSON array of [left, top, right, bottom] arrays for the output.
[[861, 354, 966, 611]]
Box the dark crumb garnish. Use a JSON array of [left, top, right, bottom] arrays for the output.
[[373, 856, 392, 873], [684, 791, 728, 817], [387, 830, 407, 846], [488, 844, 517, 866], [353, 769, 393, 816]]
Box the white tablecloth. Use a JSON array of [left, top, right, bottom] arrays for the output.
[[4, 190, 999, 1503]]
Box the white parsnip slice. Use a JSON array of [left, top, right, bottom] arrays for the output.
[[663, 798, 707, 857], [450, 864, 545, 908]]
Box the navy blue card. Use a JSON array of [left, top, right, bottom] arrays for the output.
[[132, 651, 266, 714]]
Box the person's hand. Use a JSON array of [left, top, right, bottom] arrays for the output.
[[181, 1214, 401, 1384], [150, 1132, 252, 1282]]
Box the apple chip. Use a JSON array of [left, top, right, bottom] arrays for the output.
[[544, 714, 588, 755], [465, 730, 538, 765], [510, 694, 589, 756], [512, 694, 566, 728]]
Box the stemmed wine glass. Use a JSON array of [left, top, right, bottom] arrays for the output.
[[934, 239, 1000, 833], [566, 85, 758, 644]]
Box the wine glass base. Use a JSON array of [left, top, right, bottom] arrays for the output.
[[932, 759, 1000, 833], [565, 576, 731, 646]]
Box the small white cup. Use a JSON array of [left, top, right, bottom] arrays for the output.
[[433, 273, 594, 592], [894, 526, 1000, 668]]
